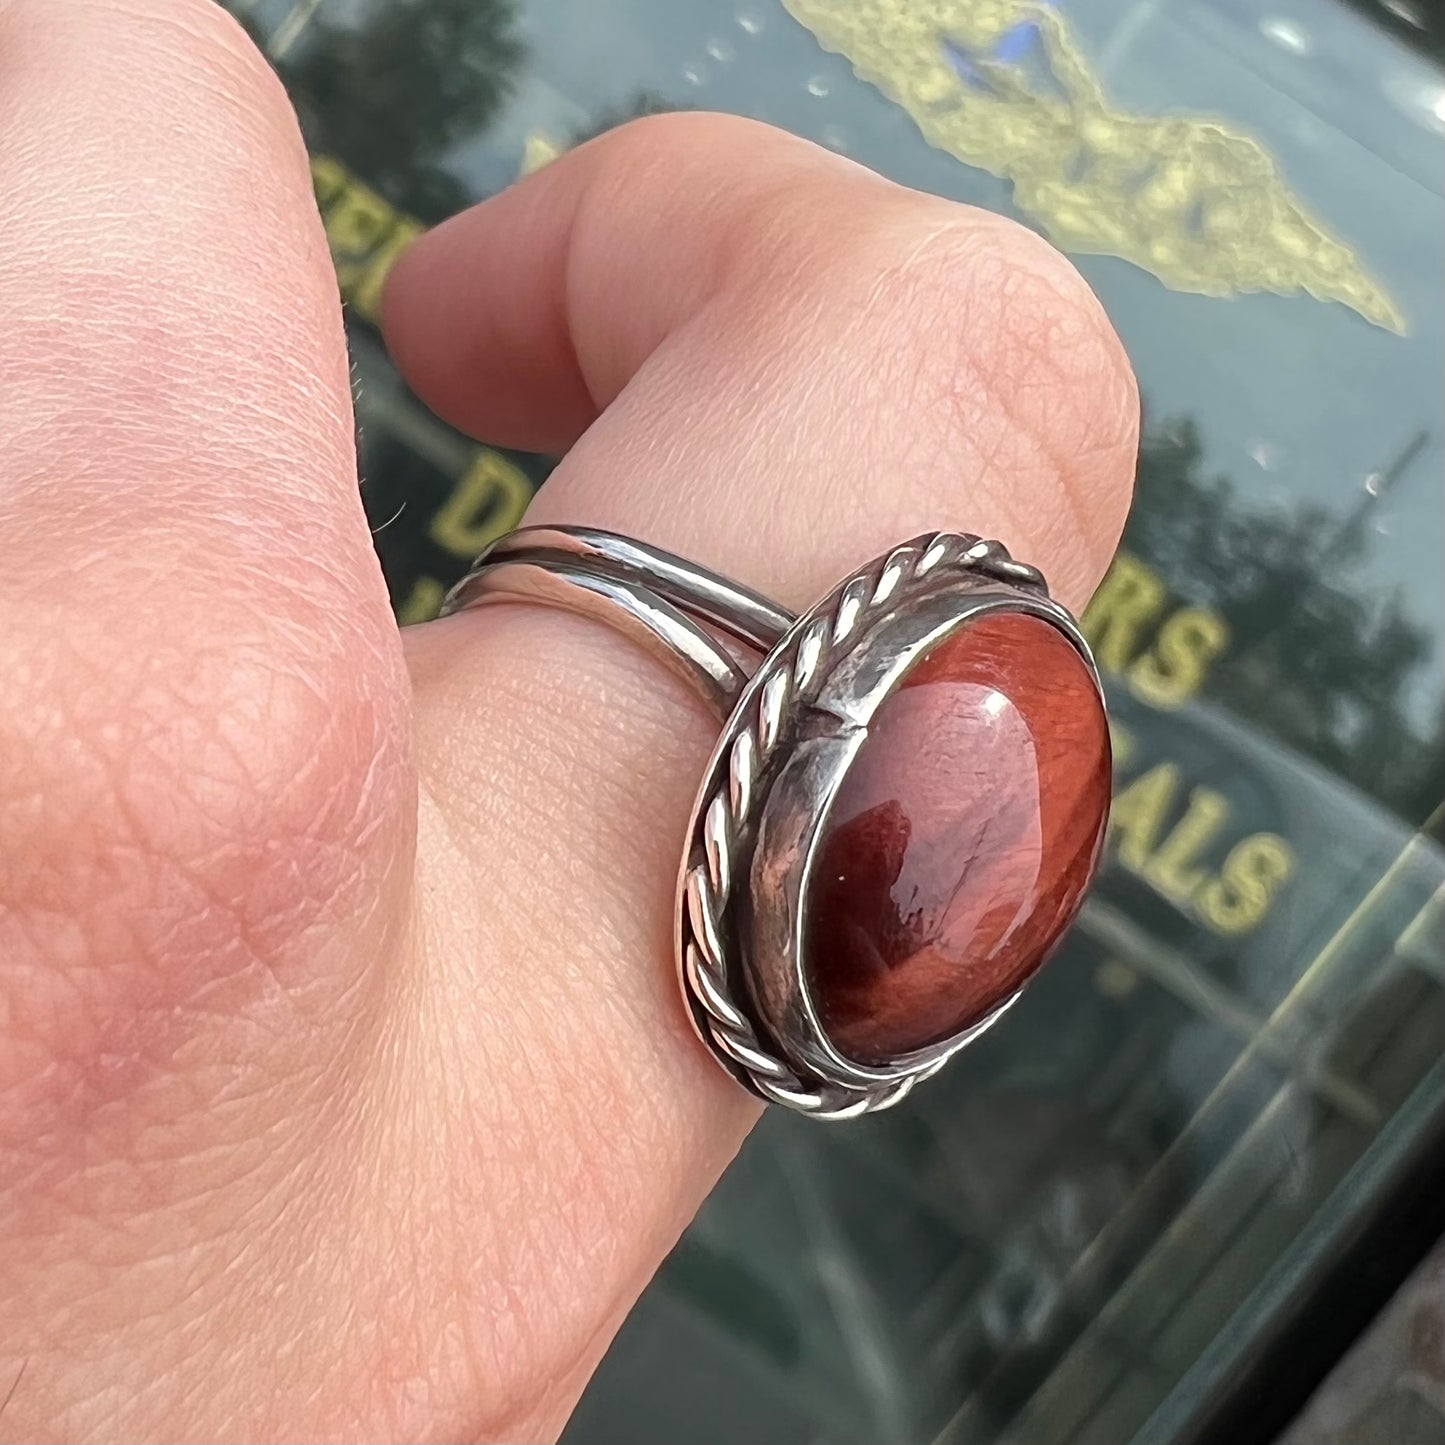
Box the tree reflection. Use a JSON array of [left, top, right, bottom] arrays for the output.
[[1129, 416, 1443, 820], [270, 0, 526, 222], [569, 92, 681, 147]]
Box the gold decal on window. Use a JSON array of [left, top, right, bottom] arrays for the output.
[[521, 132, 564, 175], [784, 0, 1404, 331], [430, 449, 534, 557], [398, 576, 447, 625]]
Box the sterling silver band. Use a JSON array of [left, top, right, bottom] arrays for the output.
[[445, 527, 788, 718], [443, 525, 1098, 1120]]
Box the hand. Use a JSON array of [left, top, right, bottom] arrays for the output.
[[0, 2, 1137, 1439]]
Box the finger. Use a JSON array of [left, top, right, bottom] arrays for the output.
[[382, 116, 862, 456], [387, 114, 1133, 609], [0, 0, 413, 1106], [0, 9, 419, 1435], [384, 113, 1137, 1434]]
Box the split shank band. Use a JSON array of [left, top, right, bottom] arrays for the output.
[[444, 526, 1111, 1120]]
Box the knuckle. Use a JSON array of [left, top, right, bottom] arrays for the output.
[[123, 0, 276, 85], [594, 110, 878, 220], [141, 0, 302, 158], [868, 204, 1134, 436], [972, 216, 1138, 429], [832, 198, 1139, 590], [960, 216, 1137, 450], [8, 0, 303, 170], [585, 112, 841, 243], [599, 109, 810, 163], [0, 583, 408, 1123], [4, 595, 402, 914], [569, 114, 1140, 599]]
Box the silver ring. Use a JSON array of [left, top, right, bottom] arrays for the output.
[[444, 527, 1111, 1120]]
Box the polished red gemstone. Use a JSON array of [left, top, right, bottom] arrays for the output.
[[804, 612, 1109, 1064]]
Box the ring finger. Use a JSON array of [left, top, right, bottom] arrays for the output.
[[382, 111, 1139, 1433]]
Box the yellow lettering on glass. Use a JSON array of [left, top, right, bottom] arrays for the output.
[[1082, 553, 1168, 672], [1142, 785, 1231, 903], [398, 576, 447, 626], [430, 449, 533, 557], [311, 157, 424, 324], [785, 0, 1404, 330], [522, 132, 564, 175], [311, 154, 351, 213], [1130, 607, 1230, 710], [1084, 553, 1230, 706], [1107, 764, 1293, 934], [1195, 833, 1296, 935], [1109, 761, 1178, 872], [1107, 717, 1134, 770], [350, 217, 424, 322]]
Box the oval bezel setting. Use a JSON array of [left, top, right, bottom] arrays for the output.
[[675, 533, 1107, 1118]]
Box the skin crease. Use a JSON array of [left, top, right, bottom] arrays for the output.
[[0, 2, 1137, 1440]]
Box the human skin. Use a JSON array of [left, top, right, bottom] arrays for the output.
[[0, 1, 1138, 1439]]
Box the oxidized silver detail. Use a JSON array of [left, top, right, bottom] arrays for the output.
[[443, 526, 1098, 1120]]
